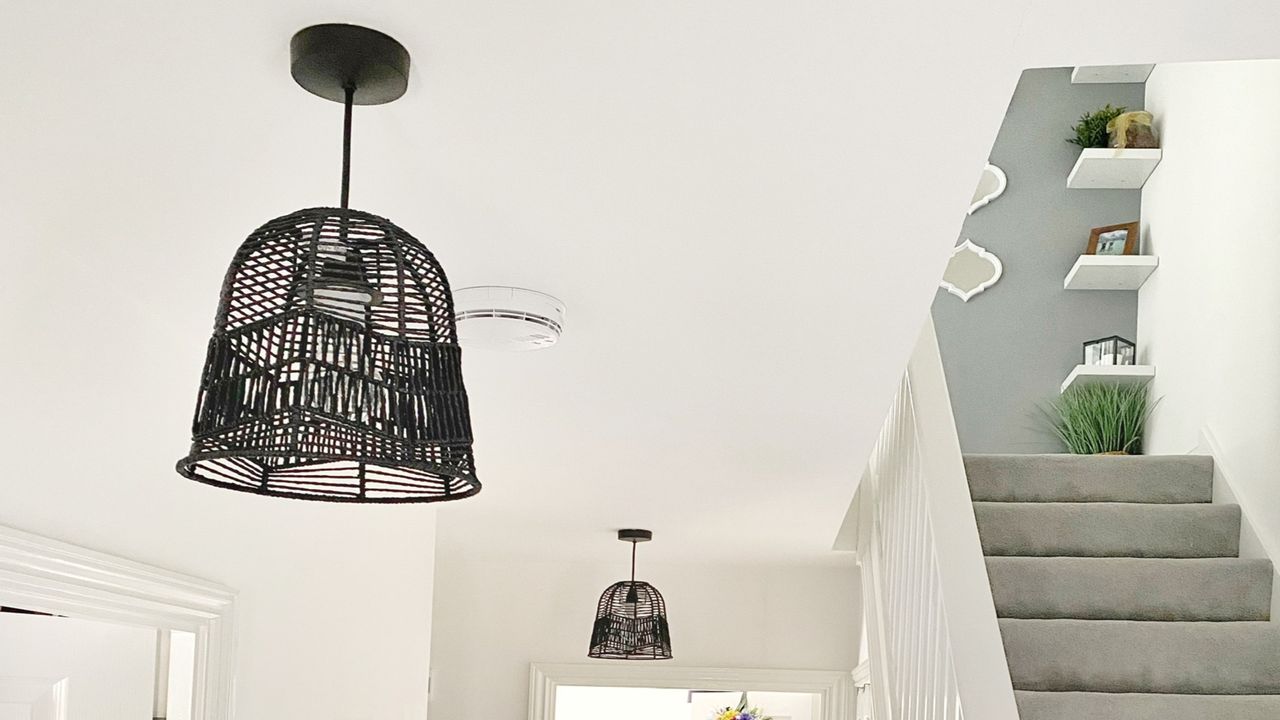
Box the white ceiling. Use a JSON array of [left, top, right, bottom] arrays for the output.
[[4, 1, 1280, 570]]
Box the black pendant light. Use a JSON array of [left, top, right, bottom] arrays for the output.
[[588, 529, 673, 660], [176, 24, 479, 503]]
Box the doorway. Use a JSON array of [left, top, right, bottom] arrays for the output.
[[529, 664, 854, 720], [556, 685, 821, 720], [0, 609, 197, 720]]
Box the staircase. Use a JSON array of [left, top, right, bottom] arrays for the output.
[[966, 454, 1280, 719]]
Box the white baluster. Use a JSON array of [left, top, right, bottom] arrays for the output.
[[853, 316, 1019, 720]]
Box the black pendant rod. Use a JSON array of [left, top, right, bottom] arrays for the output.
[[630, 540, 637, 584], [340, 83, 354, 209], [629, 540, 638, 619]]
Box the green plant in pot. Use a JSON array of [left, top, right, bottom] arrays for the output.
[[1067, 104, 1127, 148], [1044, 382, 1155, 455]]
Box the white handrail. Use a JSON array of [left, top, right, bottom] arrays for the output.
[[853, 316, 1018, 720]]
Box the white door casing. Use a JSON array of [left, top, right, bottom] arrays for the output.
[[528, 663, 854, 720], [0, 678, 68, 720], [0, 525, 236, 720]]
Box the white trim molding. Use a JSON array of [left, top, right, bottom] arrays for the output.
[[528, 663, 854, 720], [850, 661, 872, 720], [0, 677, 69, 720], [0, 525, 237, 720]]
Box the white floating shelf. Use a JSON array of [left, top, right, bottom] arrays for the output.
[[1067, 148, 1162, 189], [1064, 255, 1158, 290], [1061, 364, 1155, 393], [1071, 64, 1155, 84]]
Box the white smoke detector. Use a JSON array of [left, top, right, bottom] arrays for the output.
[[453, 286, 565, 351]]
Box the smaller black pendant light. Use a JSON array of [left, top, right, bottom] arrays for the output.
[[588, 529, 673, 660]]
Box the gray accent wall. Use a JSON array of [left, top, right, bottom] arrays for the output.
[[932, 68, 1144, 453]]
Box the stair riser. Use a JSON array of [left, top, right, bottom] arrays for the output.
[[975, 502, 1241, 558], [1001, 619, 1280, 694], [965, 454, 1214, 503], [988, 557, 1273, 621], [1015, 692, 1280, 720]]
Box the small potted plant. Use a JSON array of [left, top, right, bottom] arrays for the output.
[[1043, 383, 1155, 455], [1067, 104, 1128, 148]]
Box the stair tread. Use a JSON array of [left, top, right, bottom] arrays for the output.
[[1000, 619, 1280, 694], [965, 453, 1213, 503], [987, 557, 1273, 621], [975, 501, 1240, 558], [1015, 691, 1280, 720]]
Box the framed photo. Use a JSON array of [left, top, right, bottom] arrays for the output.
[[1086, 221, 1140, 256]]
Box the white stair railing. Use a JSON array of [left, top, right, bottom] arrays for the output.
[[852, 316, 1018, 720]]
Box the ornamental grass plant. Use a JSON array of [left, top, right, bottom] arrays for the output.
[[1044, 382, 1155, 454]]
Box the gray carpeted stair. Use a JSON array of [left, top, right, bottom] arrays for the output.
[[987, 557, 1272, 621], [975, 501, 1240, 558], [966, 454, 1280, 718], [966, 454, 1213, 504], [1001, 619, 1280, 694]]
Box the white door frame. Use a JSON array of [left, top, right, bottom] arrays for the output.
[[0, 677, 70, 720], [528, 662, 854, 720], [0, 524, 236, 720]]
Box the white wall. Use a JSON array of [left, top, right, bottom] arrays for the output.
[[1139, 59, 1280, 557], [0, 614, 155, 720], [428, 556, 859, 720]]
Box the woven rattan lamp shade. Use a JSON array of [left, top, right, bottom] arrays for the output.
[[588, 529, 672, 660], [176, 207, 479, 502], [588, 580, 673, 660]]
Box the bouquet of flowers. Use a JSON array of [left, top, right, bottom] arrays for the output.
[[712, 692, 773, 720]]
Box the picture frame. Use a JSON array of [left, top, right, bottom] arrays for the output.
[[1082, 335, 1136, 366], [1085, 221, 1140, 256]]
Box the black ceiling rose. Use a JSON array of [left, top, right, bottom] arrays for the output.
[[290, 24, 410, 105], [588, 529, 673, 660], [176, 24, 479, 503]]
